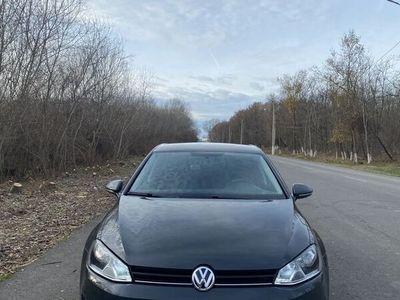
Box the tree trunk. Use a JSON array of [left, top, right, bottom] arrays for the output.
[[376, 134, 394, 161], [361, 101, 371, 164]]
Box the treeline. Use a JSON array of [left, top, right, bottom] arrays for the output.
[[209, 31, 400, 163], [0, 0, 197, 178]]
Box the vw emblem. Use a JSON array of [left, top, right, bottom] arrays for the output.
[[192, 266, 215, 291]]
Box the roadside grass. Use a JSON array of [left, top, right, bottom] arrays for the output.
[[0, 273, 11, 282], [277, 152, 400, 177]]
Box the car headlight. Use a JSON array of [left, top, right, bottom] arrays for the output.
[[275, 244, 321, 285], [88, 239, 132, 282]]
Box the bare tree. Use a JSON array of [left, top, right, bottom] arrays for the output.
[[208, 30, 400, 163], [0, 0, 197, 179]]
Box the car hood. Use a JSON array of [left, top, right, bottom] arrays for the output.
[[99, 196, 313, 270]]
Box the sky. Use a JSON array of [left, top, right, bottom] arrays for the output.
[[86, 0, 400, 133]]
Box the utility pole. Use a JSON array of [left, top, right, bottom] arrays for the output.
[[271, 101, 276, 155], [240, 119, 244, 144], [228, 124, 232, 143]]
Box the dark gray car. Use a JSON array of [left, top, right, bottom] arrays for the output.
[[80, 143, 329, 300]]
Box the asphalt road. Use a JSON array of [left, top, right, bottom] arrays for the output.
[[1, 156, 400, 299]]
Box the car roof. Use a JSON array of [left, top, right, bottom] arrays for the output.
[[153, 142, 263, 154]]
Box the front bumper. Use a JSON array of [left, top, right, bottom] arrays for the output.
[[81, 266, 329, 300]]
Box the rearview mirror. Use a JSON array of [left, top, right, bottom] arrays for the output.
[[292, 183, 313, 200], [105, 179, 124, 196]]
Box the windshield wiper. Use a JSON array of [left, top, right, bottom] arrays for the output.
[[209, 195, 244, 199], [178, 194, 242, 199], [128, 192, 163, 198]]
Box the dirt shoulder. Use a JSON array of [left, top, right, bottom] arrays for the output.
[[0, 157, 142, 280]]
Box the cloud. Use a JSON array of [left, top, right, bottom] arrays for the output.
[[84, 0, 398, 138], [153, 84, 266, 139], [249, 82, 265, 91], [86, 0, 227, 49], [153, 86, 262, 122], [86, 0, 330, 50], [190, 74, 236, 86]]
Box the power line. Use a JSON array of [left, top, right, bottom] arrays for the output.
[[384, 0, 400, 62], [372, 1, 400, 64], [374, 0, 400, 88], [387, 0, 400, 6], [376, 39, 400, 63]]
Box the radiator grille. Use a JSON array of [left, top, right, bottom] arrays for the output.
[[131, 266, 277, 286]]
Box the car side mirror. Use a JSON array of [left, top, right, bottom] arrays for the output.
[[292, 183, 313, 200], [105, 179, 124, 196]]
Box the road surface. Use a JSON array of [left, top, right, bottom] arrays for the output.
[[1, 156, 400, 299]]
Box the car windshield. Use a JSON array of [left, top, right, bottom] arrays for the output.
[[129, 151, 285, 199]]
